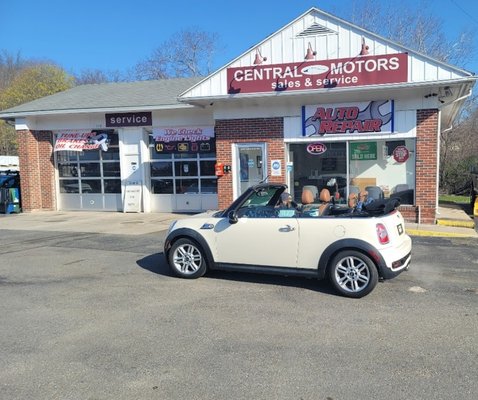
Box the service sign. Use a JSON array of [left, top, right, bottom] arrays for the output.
[[303, 100, 394, 136], [153, 126, 215, 154], [106, 112, 152, 127], [227, 53, 408, 94], [54, 131, 111, 152]]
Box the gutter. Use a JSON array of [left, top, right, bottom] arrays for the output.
[[0, 103, 197, 120], [178, 77, 478, 104]]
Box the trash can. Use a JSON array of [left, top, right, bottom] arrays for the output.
[[0, 187, 21, 214]]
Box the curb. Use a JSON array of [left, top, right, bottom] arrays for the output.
[[407, 229, 477, 238], [436, 219, 475, 229]]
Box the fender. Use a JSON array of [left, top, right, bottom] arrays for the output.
[[317, 238, 387, 279], [164, 228, 216, 269]]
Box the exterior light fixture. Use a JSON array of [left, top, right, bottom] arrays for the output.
[[359, 37, 370, 56], [253, 48, 267, 65], [305, 42, 317, 60]]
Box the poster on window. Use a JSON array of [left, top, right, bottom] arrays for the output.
[[302, 100, 394, 137], [350, 142, 377, 160], [54, 131, 111, 152], [153, 126, 215, 154]]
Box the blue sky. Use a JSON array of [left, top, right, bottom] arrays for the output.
[[1, 0, 478, 77]]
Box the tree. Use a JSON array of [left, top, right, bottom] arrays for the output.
[[345, 0, 475, 68], [74, 68, 130, 85], [135, 28, 220, 80], [440, 97, 478, 194], [0, 64, 74, 111], [343, 0, 477, 194], [0, 64, 74, 155]]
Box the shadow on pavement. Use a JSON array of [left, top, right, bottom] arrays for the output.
[[136, 252, 172, 276], [136, 252, 337, 296]]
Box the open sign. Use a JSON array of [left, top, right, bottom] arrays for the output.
[[307, 142, 327, 155]]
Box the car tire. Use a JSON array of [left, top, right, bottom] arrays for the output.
[[168, 238, 207, 279], [328, 250, 378, 298]]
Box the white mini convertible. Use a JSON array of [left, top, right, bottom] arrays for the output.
[[164, 184, 412, 298]]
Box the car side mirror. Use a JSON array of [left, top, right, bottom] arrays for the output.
[[228, 210, 238, 224]]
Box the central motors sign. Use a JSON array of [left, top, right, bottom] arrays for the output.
[[227, 53, 408, 94]]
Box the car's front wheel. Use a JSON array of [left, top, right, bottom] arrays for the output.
[[169, 238, 207, 279], [328, 250, 378, 298]]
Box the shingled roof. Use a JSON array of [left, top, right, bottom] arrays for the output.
[[0, 77, 202, 118]]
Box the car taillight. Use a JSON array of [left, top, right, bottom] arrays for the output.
[[376, 223, 390, 244]]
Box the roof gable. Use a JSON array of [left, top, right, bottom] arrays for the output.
[[179, 7, 474, 100]]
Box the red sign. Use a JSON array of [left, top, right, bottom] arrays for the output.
[[306, 143, 327, 155], [393, 145, 410, 163], [227, 53, 408, 94]]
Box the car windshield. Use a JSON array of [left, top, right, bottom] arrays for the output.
[[241, 188, 278, 208]]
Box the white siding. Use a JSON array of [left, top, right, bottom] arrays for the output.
[[180, 8, 472, 100]]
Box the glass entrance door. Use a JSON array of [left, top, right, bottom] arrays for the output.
[[235, 144, 266, 195]]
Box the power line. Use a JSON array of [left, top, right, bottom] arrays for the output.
[[449, 0, 478, 26]]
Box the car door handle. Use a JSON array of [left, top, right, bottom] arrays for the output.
[[279, 225, 295, 232]]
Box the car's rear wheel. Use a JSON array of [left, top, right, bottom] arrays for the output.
[[328, 250, 378, 298], [169, 238, 207, 279]]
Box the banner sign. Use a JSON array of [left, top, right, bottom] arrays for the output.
[[227, 53, 407, 94], [153, 126, 215, 154], [54, 131, 111, 152], [350, 142, 378, 160], [106, 112, 152, 127], [303, 100, 394, 136]]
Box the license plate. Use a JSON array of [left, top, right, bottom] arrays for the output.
[[397, 224, 403, 235]]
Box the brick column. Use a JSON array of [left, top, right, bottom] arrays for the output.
[[17, 130, 56, 211], [415, 109, 439, 224], [215, 118, 284, 209]]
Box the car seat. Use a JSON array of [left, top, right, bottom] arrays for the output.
[[301, 188, 319, 216], [302, 185, 318, 200], [318, 188, 332, 216], [365, 186, 384, 201], [348, 193, 358, 210]]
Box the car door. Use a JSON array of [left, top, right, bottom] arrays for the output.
[[214, 213, 299, 268]]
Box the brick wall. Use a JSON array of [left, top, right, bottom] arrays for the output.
[[17, 130, 56, 211], [413, 109, 439, 224], [215, 118, 284, 209]]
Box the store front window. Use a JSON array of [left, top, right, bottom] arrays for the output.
[[349, 139, 415, 204], [289, 139, 415, 205], [56, 131, 121, 195], [149, 135, 217, 195], [290, 142, 347, 202]]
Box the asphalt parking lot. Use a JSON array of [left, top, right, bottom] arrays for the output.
[[0, 228, 477, 400]]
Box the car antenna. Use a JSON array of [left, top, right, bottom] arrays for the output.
[[259, 174, 270, 184]]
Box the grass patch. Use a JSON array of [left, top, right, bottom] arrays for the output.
[[439, 194, 470, 204]]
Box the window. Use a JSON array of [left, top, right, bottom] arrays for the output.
[[349, 139, 415, 204], [149, 133, 217, 195], [56, 131, 121, 194], [288, 139, 416, 206]]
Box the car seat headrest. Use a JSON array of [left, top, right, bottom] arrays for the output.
[[319, 188, 331, 203], [301, 189, 314, 205]]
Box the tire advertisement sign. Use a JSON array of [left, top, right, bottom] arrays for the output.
[[350, 142, 377, 160]]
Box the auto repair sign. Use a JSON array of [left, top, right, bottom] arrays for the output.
[[302, 100, 394, 136], [227, 53, 407, 94]]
